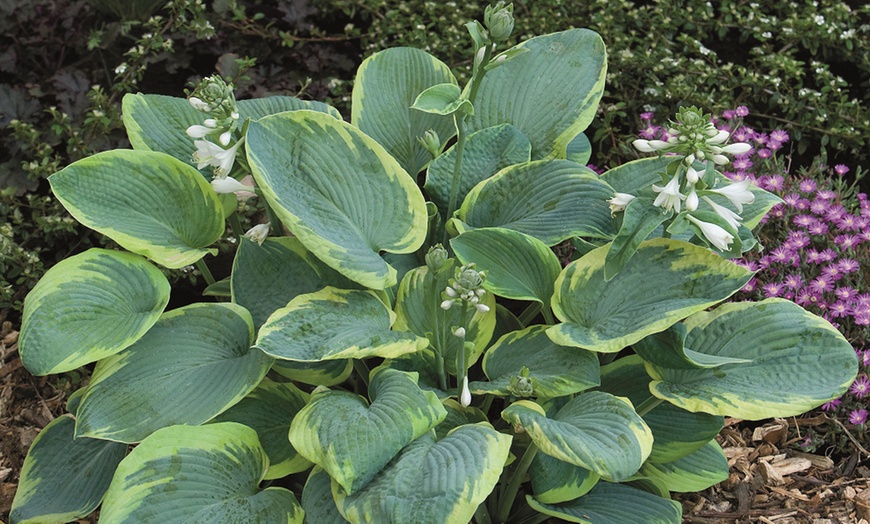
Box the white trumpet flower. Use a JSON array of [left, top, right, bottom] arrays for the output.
[[687, 214, 734, 251], [652, 172, 685, 213], [707, 179, 755, 212]]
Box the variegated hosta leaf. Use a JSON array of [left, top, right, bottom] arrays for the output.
[[636, 440, 728, 493], [247, 110, 428, 289], [501, 393, 653, 481], [472, 325, 599, 398], [393, 263, 496, 375], [288, 366, 447, 494], [210, 378, 311, 479], [302, 467, 349, 524], [599, 355, 724, 464], [633, 323, 751, 370], [122, 92, 340, 169], [647, 298, 859, 420], [434, 398, 488, 439], [548, 238, 753, 353], [50, 150, 225, 269], [272, 359, 354, 387], [75, 303, 273, 443], [99, 423, 303, 524], [425, 124, 531, 218], [529, 452, 599, 505], [454, 159, 616, 245], [255, 287, 427, 362], [232, 237, 359, 329], [19, 249, 169, 375], [599, 156, 673, 197], [565, 132, 592, 165], [467, 29, 607, 160], [333, 424, 512, 524], [351, 47, 458, 176], [451, 227, 562, 306], [526, 482, 682, 524], [9, 415, 126, 524]]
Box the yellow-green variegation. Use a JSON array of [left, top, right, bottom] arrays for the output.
[[526, 482, 682, 524]]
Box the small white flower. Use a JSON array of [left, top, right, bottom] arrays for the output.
[[219, 131, 232, 146], [652, 172, 685, 213], [188, 96, 211, 112], [441, 299, 455, 310], [453, 327, 466, 338], [702, 196, 743, 230], [708, 179, 755, 212], [244, 223, 270, 245], [460, 376, 472, 407], [706, 129, 730, 145], [686, 165, 701, 184], [686, 214, 734, 251], [608, 192, 635, 214], [211, 176, 250, 194], [711, 154, 730, 165], [186, 124, 215, 139], [475, 303, 490, 314], [193, 137, 244, 177], [686, 190, 699, 212], [720, 142, 752, 155]]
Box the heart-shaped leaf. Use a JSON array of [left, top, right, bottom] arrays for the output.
[[75, 303, 272, 443], [529, 452, 599, 505], [352, 47, 458, 176], [548, 238, 753, 353], [454, 159, 616, 245], [19, 248, 169, 375], [526, 482, 682, 524], [472, 325, 599, 398], [302, 467, 349, 524], [49, 150, 225, 268], [451, 228, 561, 306], [255, 287, 427, 362], [211, 378, 311, 479], [647, 298, 859, 419], [636, 440, 728, 493], [502, 393, 653, 481], [99, 423, 303, 524], [247, 110, 428, 289], [467, 29, 606, 160], [411, 82, 472, 115], [333, 424, 512, 524], [288, 366, 447, 494], [10, 415, 126, 524]]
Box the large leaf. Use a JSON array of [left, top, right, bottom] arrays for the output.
[[526, 482, 682, 524], [122, 92, 341, 169], [472, 325, 599, 398], [288, 366, 447, 494], [49, 150, 225, 268], [502, 393, 653, 482], [529, 452, 599, 505], [454, 159, 616, 245], [333, 424, 511, 524], [467, 29, 607, 160], [247, 110, 428, 289], [604, 196, 673, 281], [351, 47, 457, 176], [599, 156, 672, 197], [451, 227, 561, 306], [232, 237, 358, 329], [255, 287, 427, 362], [424, 124, 531, 218], [302, 468, 349, 524], [211, 378, 311, 479], [9, 415, 126, 524], [636, 440, 728, 492], [272, 359, 354, 387], [99, 423, 303, 524], [548, 238, 753, 353], [19, 248, 169, 375], [75, 302, 272, 443], [647, 299, 859, 419]]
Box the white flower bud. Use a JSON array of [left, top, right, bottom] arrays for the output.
[[441, 299, 455, 310], [211, 176, 250, 194], [721, 142, 752, 155], [188, 96, 211, 112], [475, 303, 490, 313], [632, 139, 655, 152], [686, 166, 700, 184], [453, 327, 466, 338], [686, 190, 699, 211], [460, 376, 472, 407], [243, 223, 270, 245], [711, 154, 730, 165], [219, 130, 232, 146]]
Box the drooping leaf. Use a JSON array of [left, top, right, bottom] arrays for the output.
[[49, 150, 225, 268], [333, 424, 512, 524], [288, 366, 447, 494], [75, 303, 272, 443], [647, 299, 859, 420], [451, 227, 561, 306], [467, 29, 607, 160], [352, 47, 458, 176], [210, 378, 312, 479], [636, 440, 728, 492], [526, 482, 682, 524], [255, 287, 427, 362], [19, 249, 169, 375], [411, 82, 472, 115], [9, 415, 126, 524], [454, 159, 616, 245], [247, 110, 428, 289], [302, 467, 349, 524], [548, 238, 753, 353], [99, 423, 303, 524], [472, 325, 599, 398], [529, 452, 599, 505], [502, 393, 653, 481]]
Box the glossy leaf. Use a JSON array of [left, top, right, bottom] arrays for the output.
[[548, 239, 753, 353], [637, 440, 728, 492], [99, 423, 303, 524], [50, 150, 224, 268], [247, 110, 428, 289], [19, 249, 169, 375], [526, 482, 682, 524], [75, 303, 272, 443]]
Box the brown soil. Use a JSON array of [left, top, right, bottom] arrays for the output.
[[1, 319, 868, 524]]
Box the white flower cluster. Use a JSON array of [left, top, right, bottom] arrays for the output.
[[440, 264, 491, 314], [185, 76, 245, 181]]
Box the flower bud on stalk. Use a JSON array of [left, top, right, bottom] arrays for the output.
[[484, 2, 514, 43]]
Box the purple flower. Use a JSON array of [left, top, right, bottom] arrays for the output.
[[856, 315, 870, 326], [769, 140, 782, 151], [784, 274, 803, 289], [836, 214, 861, 231], [856, 293, 870, 307], [795, 287, 818, 306], [722, 109, 736, 120], [783, 194, 801, 207], [785, 231, 810, 249], [835, 234, 862, 249], [835, 286, 858, 300], [732, 155, 754, 171], [762, 282, 785, 298], [816, 189, 837, 200], [849, 409, 868, 425], [829, 301, 852, 318], [851, 376, 870, 398], [862, 351, 870, 367], [735, 106, 749, 117], [639, 124, 661, 140], [805, 249, 823, 264], [809, 275, 835, 293], [834, 164, 850, 176], [822, 398, 842, 411], [741, 278, 757, 293], [837, 259, 860, 274], [769, 246, 796, 264], [821, 265, 845, 281], [769, 129, 789, 143], [799, 179, 818, 193], [793, 214, 814, 227], [756, 148, 773, 159], [819, 248, 837, 262], [810, 199, 831, 215], [764, 175, 784, 191], [640, 112, 655, 121], [807, 221, 829, 235], [732, 127, 754, 142]]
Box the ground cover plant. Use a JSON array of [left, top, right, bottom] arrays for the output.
[[6, 3, 863, 524]]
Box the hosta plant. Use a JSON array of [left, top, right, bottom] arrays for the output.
[[10, 4, 858, 524]]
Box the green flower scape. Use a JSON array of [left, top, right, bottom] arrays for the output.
[[9, 3, 859, 524]]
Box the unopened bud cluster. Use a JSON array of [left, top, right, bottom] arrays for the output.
[[441, 263, 490, 314]]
